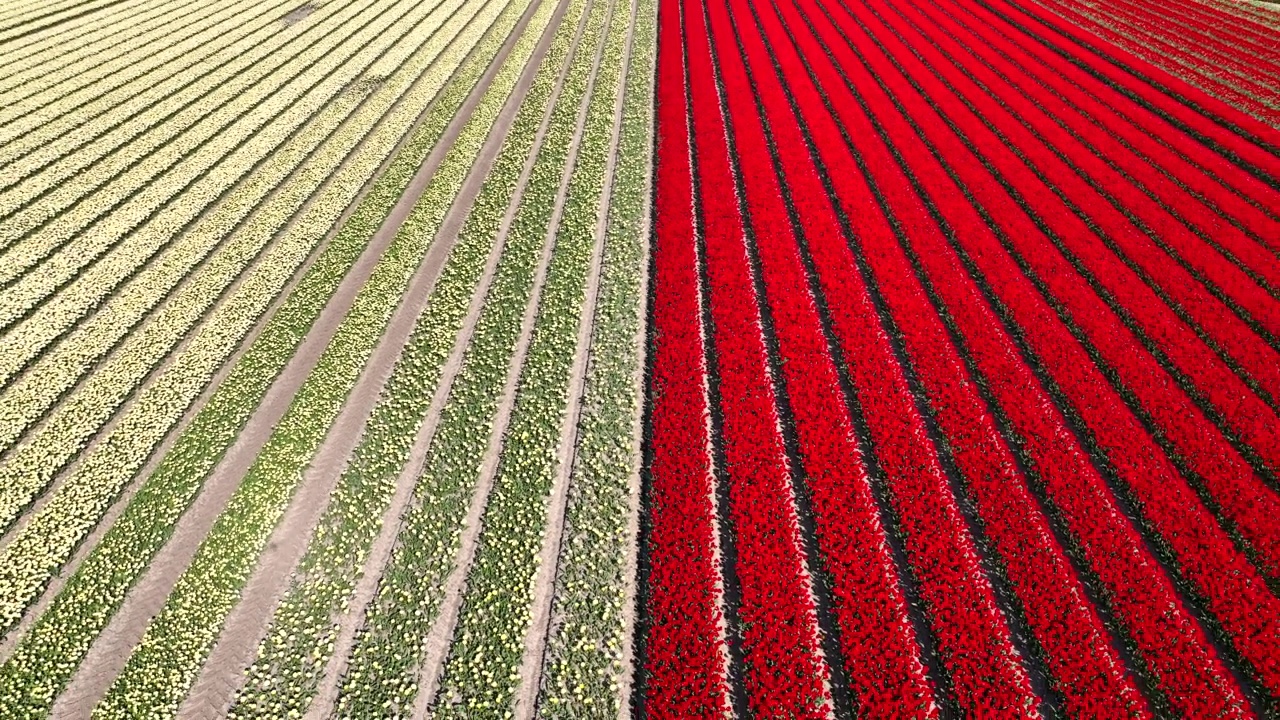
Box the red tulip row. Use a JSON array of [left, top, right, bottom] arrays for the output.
[[767, 0, 1248, 714], [1027, 0, 1280, 125], [891, 0, 1280, 468], [859, 0, 1280, 580], [642, 0, 1280, 715], [640, 0, 730, 712], [808, 0, 1280, 702], [684, 0, 843, 710], [729, 0, 1184, 715], [700, 0, 945, 714], [986, 0, 1280, 177]]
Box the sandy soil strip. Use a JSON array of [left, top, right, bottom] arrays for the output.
[[405, 5, 608, 714], [171, 3, 556, 716], [47, 16, 523, 717], [510, 0, 633, 711], [0, 0, 484, 662]]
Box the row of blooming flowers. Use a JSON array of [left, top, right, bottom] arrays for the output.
[[640, 0, 1280, 714], [0, 1, 532, 715]]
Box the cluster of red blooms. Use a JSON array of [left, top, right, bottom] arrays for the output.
[[640, 0, 1280, 715]]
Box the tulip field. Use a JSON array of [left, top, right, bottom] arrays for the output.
[[0, 0, 1277, 715]]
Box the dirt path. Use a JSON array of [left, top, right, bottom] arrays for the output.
[[510, 0, 633, 711], [171, 2, 559, 716], [47, 12, 528, 715], [405, 4, 609, 714]]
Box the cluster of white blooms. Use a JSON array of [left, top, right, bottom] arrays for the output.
[[429, 0, 625, 713], [227, 3, 562, 716], [0, 0, 145, 47], [0, 0, 472, 547], [330, 0, 593, 713], [0, 5, 530, 716], [0, 0, 447, 339], [536, 0, 652, 714], [88, 0, 538, 716], [0, 0, 289, 179]]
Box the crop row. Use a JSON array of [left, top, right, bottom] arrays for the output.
[[533, 0, 653, 713], [636, 0, 730, 711], [795, 0, 1275, 708], [1028, 0, 1280, 123], [222, 0, 568, 715], [0, 0, 411, 403], [428, 0, 626, 710], [0, 2, 536, 712], [83, 2, 544, 716], [0, 0, 274, 133], [0, 0, 436, 317], [643, 0, 1280, 715], [0, 0, 131, 45], [819, 0, 1280, 705], [0, 0, 496, 545], [0, 0, 297, 221], [329, 0, 601, 711]]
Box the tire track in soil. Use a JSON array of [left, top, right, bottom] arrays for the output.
[[171, 1, 562, 714], [44, 11, 526, 713]]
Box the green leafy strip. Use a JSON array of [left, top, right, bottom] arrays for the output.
[[330, 0, 597, 713], [534, 0, 653, 712], [428, 0, 626, 712], [86, 0, 543, 716], [224, 0, 565, 716], [0, 1, 533, 716]]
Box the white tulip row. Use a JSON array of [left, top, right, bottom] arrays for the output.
[[0, 0, 254, 122], [0, 0, 432, 292], [226, 2, 568, 715], [88, 2, 551, 716], [0, 0, 477, 532], [0, 0, 135, 45], [0, 0, 218, 100], [536, 0, 652, 713], [0, 4, 531, 717], [0, 0, 470, 447], [330, 0, 594, 712], [0, 0, 514, 648], [429, 0, 624, 711], [0, 0, 348, 376], [0, 0, 293, 201]]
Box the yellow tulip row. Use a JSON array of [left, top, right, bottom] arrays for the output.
[[330, 0, 599, 712], [227, 0, 572, 714], [535, 0, 653, 713], [0, 0, 538, 715], [89, 0, 556, 714], [429, 0, 628, 711]]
